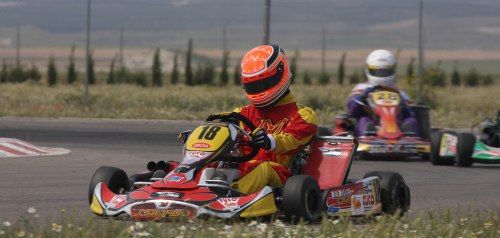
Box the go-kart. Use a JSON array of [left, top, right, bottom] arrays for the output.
[[89, 112, 410, 222], [431, 110, 500, 166], [333, 86, 431, 160]]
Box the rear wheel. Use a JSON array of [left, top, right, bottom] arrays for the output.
[[88, 166, 129, 204], [430, 131, 455, 165], [282, 175, 321, 223], [364, 171, 410, 216], [456, 132, 475, 167]]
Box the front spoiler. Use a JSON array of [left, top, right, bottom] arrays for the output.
[[90, 182, 275, 220], [357, 137, 430, 157]]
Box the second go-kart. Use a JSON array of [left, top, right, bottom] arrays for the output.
[[89, 112, 410, 222], [431, 110, 500, 166], [333, 86, 431, 160]]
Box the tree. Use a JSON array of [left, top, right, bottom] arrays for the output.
[[87, 51, 96, 85], [47, 56, 57, 86], [405, 58, 415, 86], [233, 60, 240, 85], [67, 45, 77, 84], [219, 50, 229, 85], [337, 52, 346, 85], [185, 38, 193, 86], [1, 60, 9, 83], [28, 63, 41, 82], [170, 51, 179, 85], [107, 58, 115, 84], [118, 66, 129, 83], [451, 61, 461, 86], [303, 70, 311, 85], [152, 48, 162, 87], [290, 49, 299, 84]]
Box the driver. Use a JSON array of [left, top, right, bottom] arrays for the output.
[[231, 44, 318, 195], [347, 49, 419, 136]]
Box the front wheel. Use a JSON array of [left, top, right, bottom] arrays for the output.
[[88, 166, 130, 205], [282, 175, 321, 223], [456, 132, 475, 167], [364, 171, 410, 216]]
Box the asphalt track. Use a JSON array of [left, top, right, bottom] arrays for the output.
[[0, 117, 498, 221]]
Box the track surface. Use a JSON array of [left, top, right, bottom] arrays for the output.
[[0, 117, 498, 221]]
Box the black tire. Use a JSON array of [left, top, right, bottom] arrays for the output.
[[430, 131, 455, 165], [282, 175, 321, 223], [363, 171, 410, 216], [411, 105, 431, 140], [317, 126, 332, 136], [88, 166, 130, 204], [455, 132, 475, 167]]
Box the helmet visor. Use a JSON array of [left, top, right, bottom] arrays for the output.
[[368, 67, 395, 77], [243, 62, 284, 94]]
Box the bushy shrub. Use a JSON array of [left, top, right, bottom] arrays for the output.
[[290, 49, 299, 84], [131, 71, 147, 87], [319, 72, 329, 85], [482, 74, 494, 86], [87, 51, 96, 85], [424, 61, 446, 87], [0, 60, 8, 83], [405, 58, 415, 86], [464, 67, 480, 87], [349, 70, 361, 85], [185, 38, 193, 86], [451, 64, 461, 86], [28, 64, 41, 82]]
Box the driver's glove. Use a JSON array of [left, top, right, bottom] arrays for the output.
[[251, 128, 275, 151]]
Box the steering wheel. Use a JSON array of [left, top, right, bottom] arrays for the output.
[[205, 112, 259, 163]]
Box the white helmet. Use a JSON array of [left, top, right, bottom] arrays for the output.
[[365, 49, 397, 86]]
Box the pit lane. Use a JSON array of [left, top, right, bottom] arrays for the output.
[[0, 117, 498, 220]]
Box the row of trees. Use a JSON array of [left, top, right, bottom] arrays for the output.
[[405, 59, 495, 87], [0, 40, 496, 87]]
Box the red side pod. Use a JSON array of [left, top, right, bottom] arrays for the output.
[[304, 136, 357, 189]]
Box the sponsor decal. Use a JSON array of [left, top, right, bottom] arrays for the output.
[[367, 144, 418, 154], [319, 147, 342, 157], [439, 133, 457, 156], [192, 142, 210, 149], [327, 206, 340, 215], [218, 198, 240, 211], [350, 195, 365, 215], [155, 191, 183, 199], [362, 193, 375, 206], [258, 118, 290, 134], [167, 175, 183, 182], [107, 195, 127, 208], [132, 208, 189, 218], [186, 151, 207, 157]]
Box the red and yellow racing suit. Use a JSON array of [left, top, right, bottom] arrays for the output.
[[231, 93, 317, 194]]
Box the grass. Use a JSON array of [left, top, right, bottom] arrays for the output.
[[0, 82, 498, 128], [0, 208, 498, 238]]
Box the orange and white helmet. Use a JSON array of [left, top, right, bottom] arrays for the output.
[[241, 44, 291, 108]]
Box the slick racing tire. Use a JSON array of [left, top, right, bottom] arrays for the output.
[[430, 131, 455, 165], [455, 132, 475, 167], [364, 171, 410, 217], [282, 175, 321, 223], [88, 166, 130, 204], [317, 126, 332, 136]]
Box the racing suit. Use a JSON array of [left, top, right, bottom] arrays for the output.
[[347, 83, 419, 136], [231, 93, 318, 194]]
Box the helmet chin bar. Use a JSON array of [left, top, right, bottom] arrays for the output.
[[365, 69, 396, 87]]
